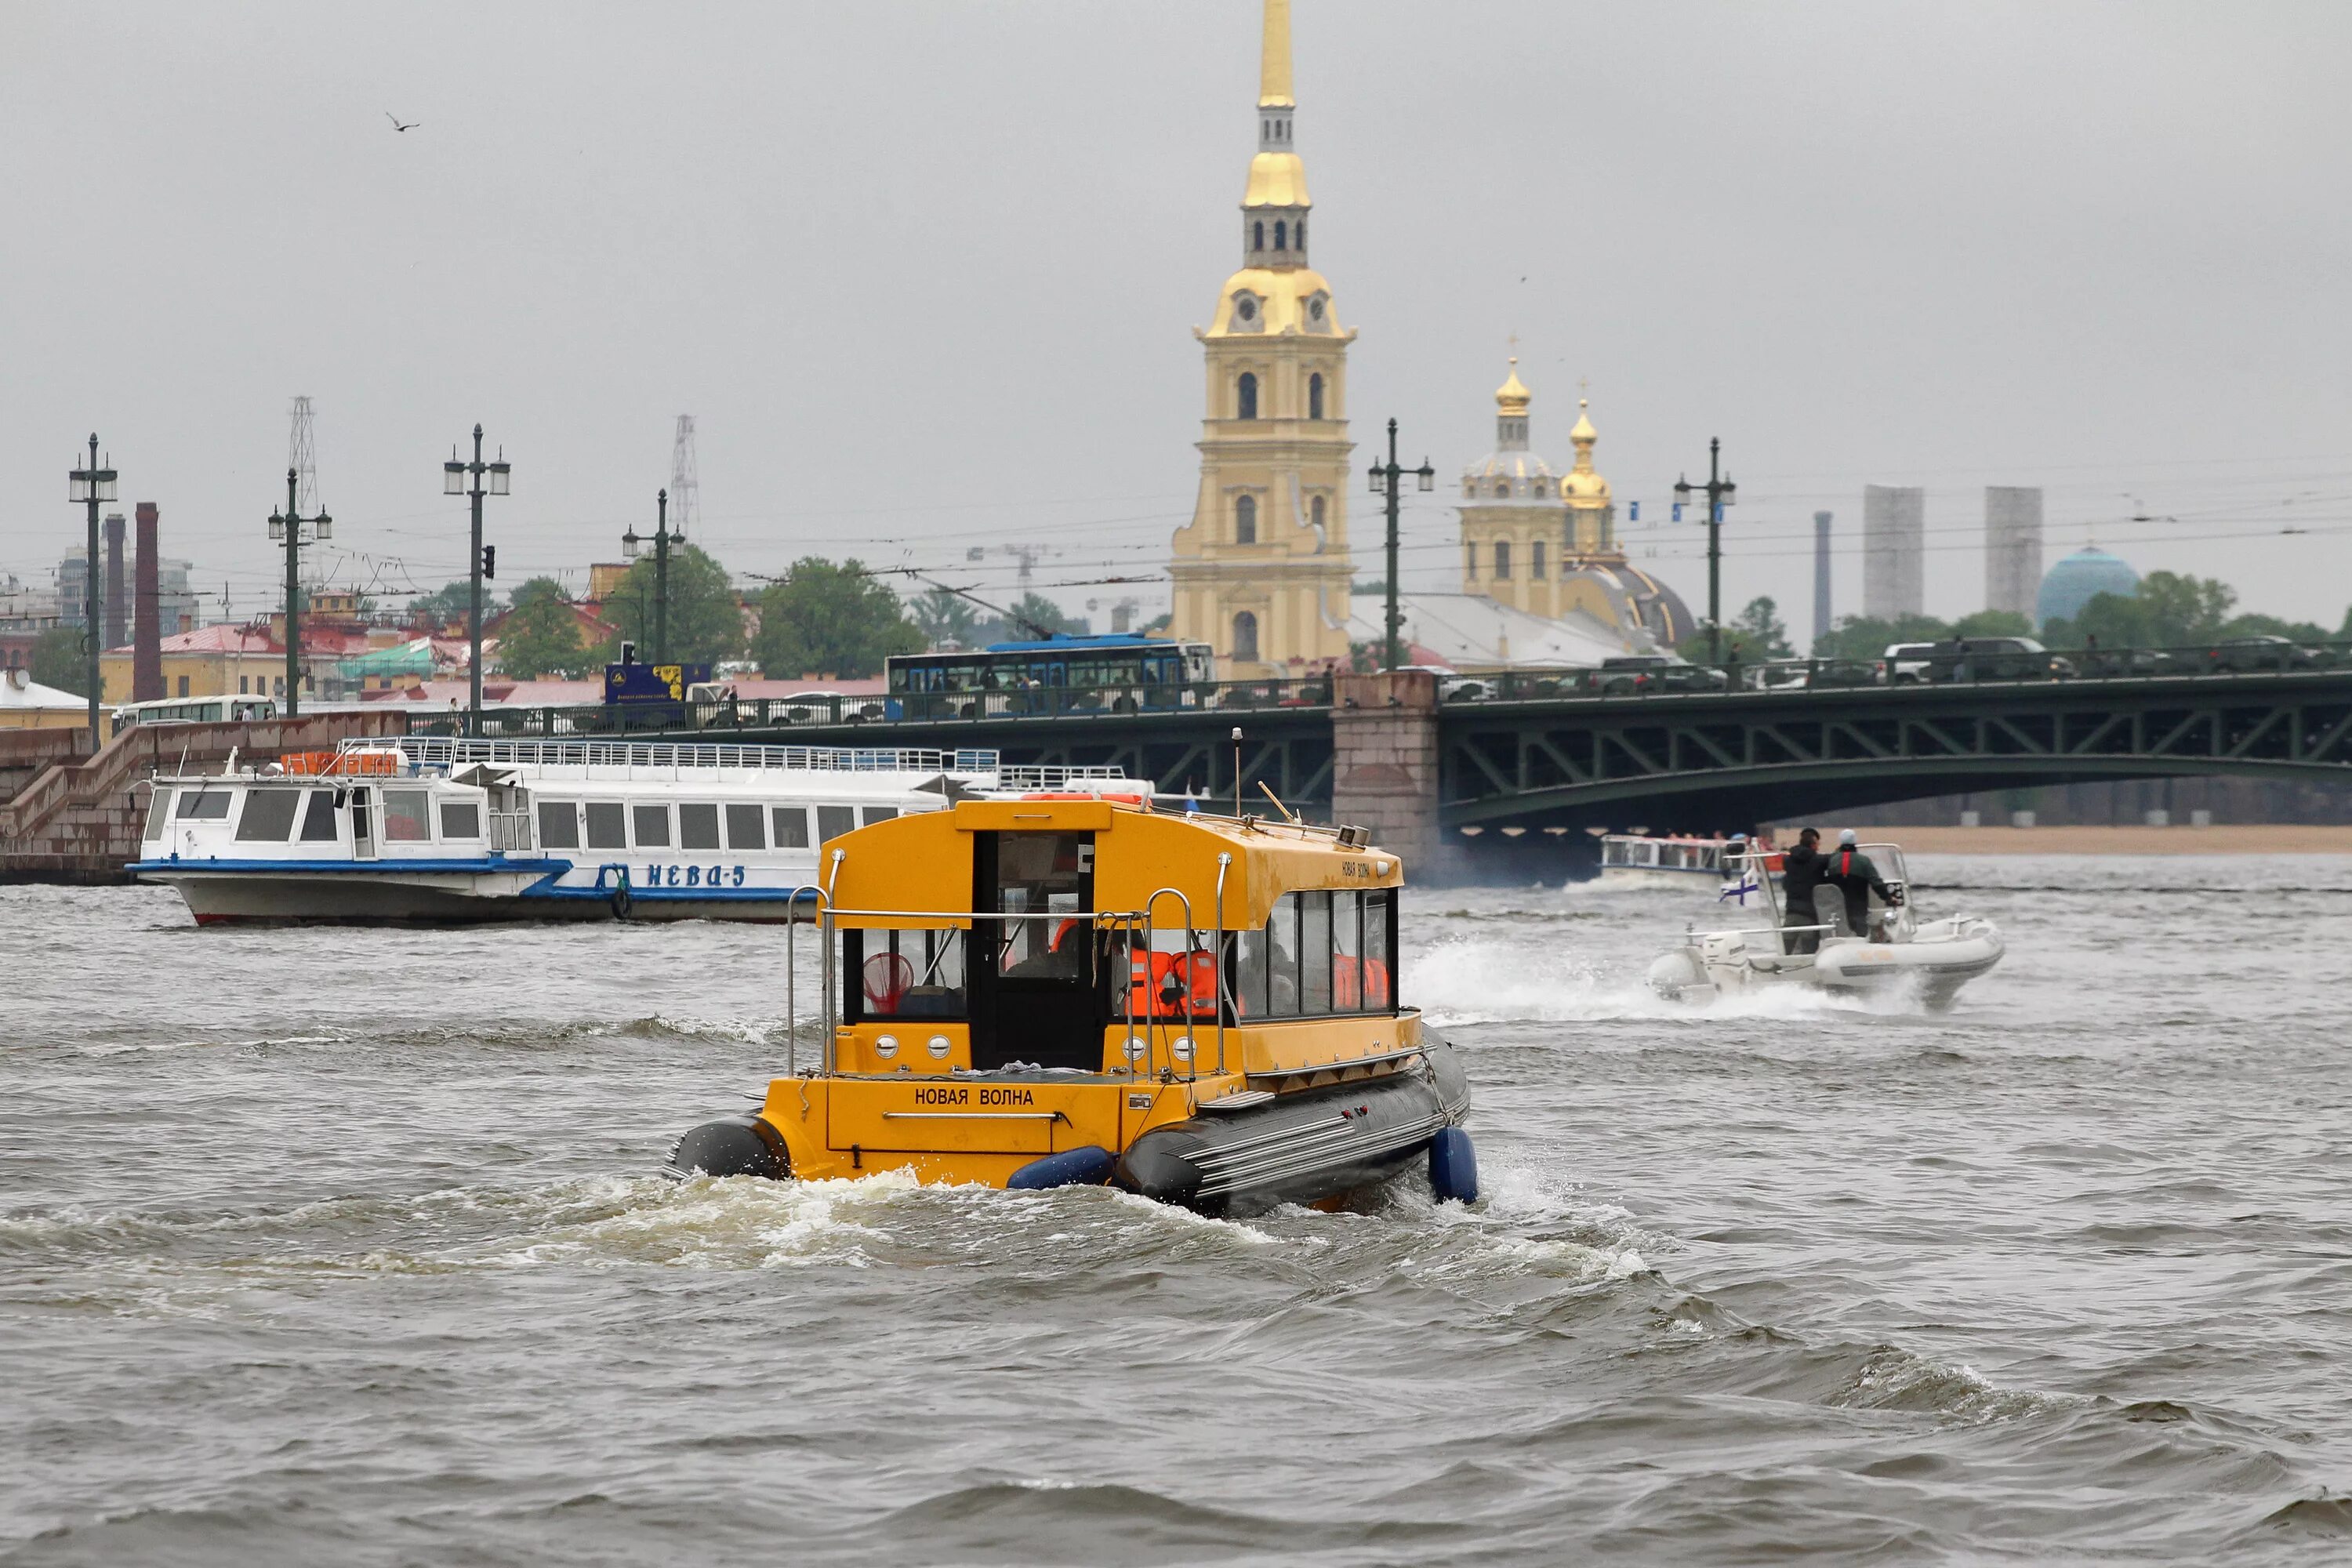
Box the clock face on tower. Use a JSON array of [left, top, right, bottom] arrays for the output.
[[1235, 295, 1258, 325], [1308, 296, 1325, 322]]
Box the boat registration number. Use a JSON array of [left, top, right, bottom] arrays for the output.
[[639, 863, 748, 888]]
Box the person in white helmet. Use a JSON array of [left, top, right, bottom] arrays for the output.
[[1826, 828, 1901, 938]]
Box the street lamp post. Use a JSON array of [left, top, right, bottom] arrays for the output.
[[620, 488, 680, 665], [67, 434, 118, 747], [1672, 437, 1738, 668], [441, 424, 511, 735], [1364, 417, 1435, 673], [267, 466, 331, 718]]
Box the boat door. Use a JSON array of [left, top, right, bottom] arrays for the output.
[[350, 787, 378, 860], [969, 829, 1098, 1072]]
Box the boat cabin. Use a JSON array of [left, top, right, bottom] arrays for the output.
[[748, 796, 1428, 1187]]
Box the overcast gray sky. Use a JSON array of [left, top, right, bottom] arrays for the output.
[[7, 1, 2349, 636]]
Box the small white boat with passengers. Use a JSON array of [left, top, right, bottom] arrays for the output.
[[130, 735, 1148, 925], [1646, 840, 2003, 1011]]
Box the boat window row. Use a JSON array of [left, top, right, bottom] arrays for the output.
[[532, 798, 899, 853], [848, 888, 1396, 1025]]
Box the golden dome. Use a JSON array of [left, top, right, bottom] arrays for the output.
[[1205, 266, 1343, 337], [1565, 397, 1610, 503], [1494, 357, 1531, 416], [1243, 151, 1311, 209]]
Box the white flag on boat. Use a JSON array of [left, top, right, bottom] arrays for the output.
[[1719, 871, 1761, 905]]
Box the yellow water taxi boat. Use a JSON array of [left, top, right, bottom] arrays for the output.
[[667, 795, 1475, 1215]]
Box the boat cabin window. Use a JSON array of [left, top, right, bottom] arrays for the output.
[[439, 801, 482, 840], [235, 788, 303, 844], [991, 832, 1091, 978], [679, 802, 721, 851], [176, 789, 233, 822], [299, 790, 339, 843], [584, 802, 626, 850], [1244, 887, 1396, 1019], [1118, 927, 1221, 1022], [862, 805, 898, 826], [815, 804, 855, 842], [724, 803, 765, 851], [539, 800, 582, 849], [632, 804, 671, 848], [383, 789, 432, 843], [143, 788, 174, 841], [772, 806, 811, 849], [1300, 895, 1334, 1013], [848, 928, 967, 1020], [1362, 887, 1394, 1008]]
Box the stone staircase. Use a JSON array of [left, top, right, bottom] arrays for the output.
[[0, 712, 409, 883]]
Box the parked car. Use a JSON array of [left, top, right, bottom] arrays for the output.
[[1921, 637, 2072, 682], [2206, 635, 2317, 673], [2078, 646, 2176, 677], [1594, 654, 1730, 695], [1755, 656, 1877, 690], [780, 689, 884, 723], [1878, 642, 1939, 684]]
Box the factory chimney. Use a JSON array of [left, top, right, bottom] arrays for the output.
[[104, 512, 129, 651], [133, 503, 165, 702]]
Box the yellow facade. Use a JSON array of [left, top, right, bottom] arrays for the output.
[[100, 646, 286, 705], [1170, 0, 1356, 679], [1458, 359, 1573, 619]]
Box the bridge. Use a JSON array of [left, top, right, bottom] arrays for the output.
[[8, 659, 2351, 881], [628, 662, 2352, 869]]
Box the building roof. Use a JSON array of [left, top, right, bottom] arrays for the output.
[[135, 622, 282, 656], [1348, 593, 1636, 670], [0, 670, 86, 710]]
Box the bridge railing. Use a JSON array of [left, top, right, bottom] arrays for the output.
[[382, 677, 1340, 738], [1442, 639, 2352, 703], [349, 641, 2352, 741]]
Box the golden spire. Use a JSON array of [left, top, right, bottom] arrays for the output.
[[1260, 0, 1295, 108], [1495, 356, 1531, 416], [1570, 396, 1598, 453]]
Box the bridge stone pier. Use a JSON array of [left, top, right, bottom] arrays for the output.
[[1330, 671, 1443, 872], [0, 711, 408, 883]]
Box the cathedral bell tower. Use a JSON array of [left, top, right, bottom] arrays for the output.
[[1169, 0, 1356, 678]]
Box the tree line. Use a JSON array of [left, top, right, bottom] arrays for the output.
[[1810, 572, 2352, 664], [420, 550, 1112, 681]]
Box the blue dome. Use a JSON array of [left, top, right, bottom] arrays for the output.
[[2037, 546, 2139, 626]]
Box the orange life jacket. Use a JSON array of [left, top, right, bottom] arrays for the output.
[[1128, 947, 1218, 1018]]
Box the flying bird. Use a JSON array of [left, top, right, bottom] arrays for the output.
[[387, 113, 419, 132]]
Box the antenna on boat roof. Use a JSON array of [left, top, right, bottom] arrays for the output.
[[1257, 780, 1299, 825]]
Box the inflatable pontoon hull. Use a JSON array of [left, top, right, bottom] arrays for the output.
[[1114, 1035, 1471, 1217]]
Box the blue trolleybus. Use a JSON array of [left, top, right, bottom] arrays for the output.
[[885, 635, 1215, 719]]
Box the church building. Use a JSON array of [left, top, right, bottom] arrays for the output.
[[1167, 0, 1356, 678], [1455, 362, 1692, 656]]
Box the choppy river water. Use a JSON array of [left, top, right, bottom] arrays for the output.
[[7, 857, 2352, 1565]]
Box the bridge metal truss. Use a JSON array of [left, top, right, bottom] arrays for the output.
[[728, 709, 1337, 811], [1439, 673, 2352, 827]]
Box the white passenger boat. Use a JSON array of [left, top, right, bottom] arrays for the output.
[[1599, 833, 1781, 890], [129, 736, 1148, 925], [1646, 841, 2003, 1011]]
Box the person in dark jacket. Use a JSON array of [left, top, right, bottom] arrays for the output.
[[1826, 828, 1902, 938], [1778, 828, 1828, 953]]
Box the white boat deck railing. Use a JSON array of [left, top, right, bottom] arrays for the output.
[[358, 735, 1007, 777]]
